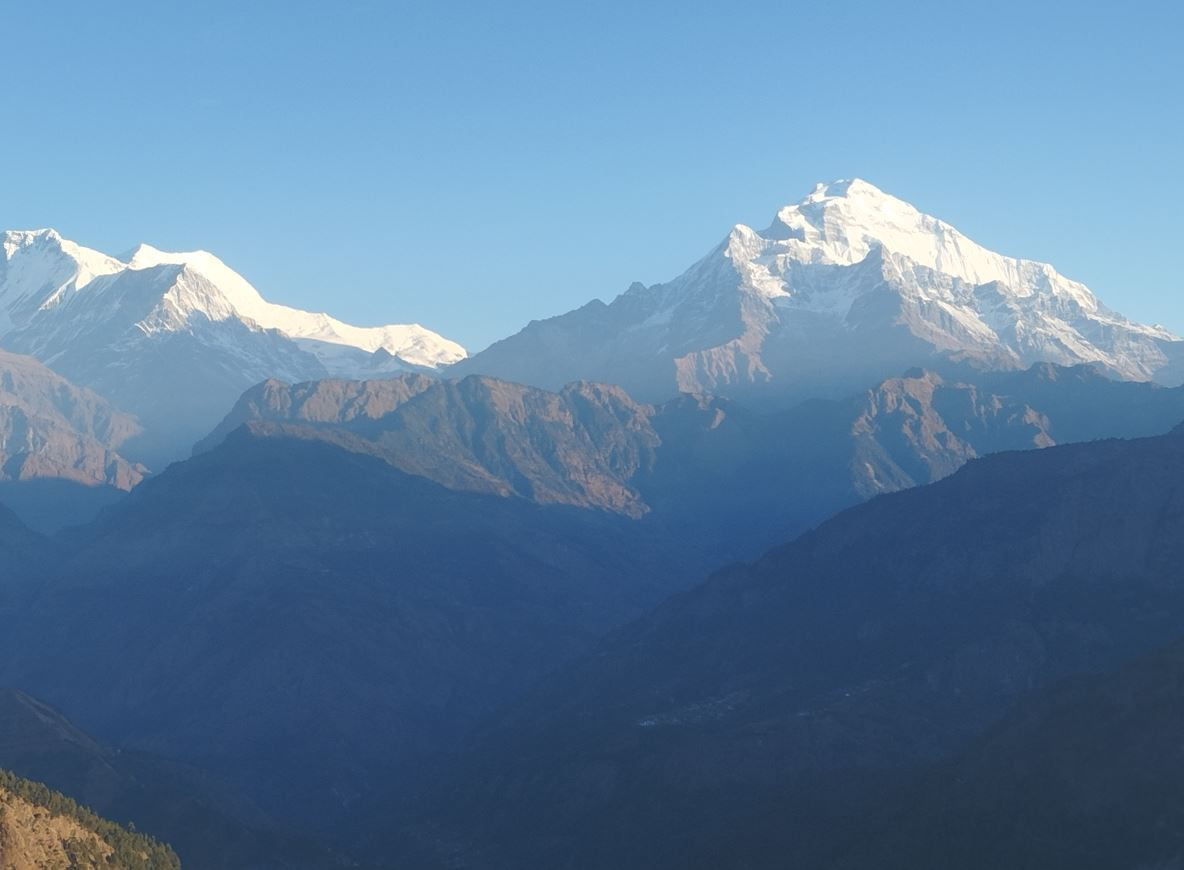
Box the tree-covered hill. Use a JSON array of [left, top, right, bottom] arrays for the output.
[[0, 767, 178, 870]]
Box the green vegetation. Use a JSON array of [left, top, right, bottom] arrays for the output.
[[0, 768, 180, 869]]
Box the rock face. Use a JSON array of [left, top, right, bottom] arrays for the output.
[[195, 373, 441, 446], [0, 766, 178, 870], [0, 349, 144, 489], [455, 179, 1184, 404], [0, 789, 111, 870], [199, 365, 1184, 563], [0, 229, 464, 466], [845, 368, 1052, 494], [396, 424, 1184, 868], [198, 374, 661, 517], [0, 349, 146, 531]]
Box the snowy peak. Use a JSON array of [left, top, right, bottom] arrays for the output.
[[457, 179, 1184, 402], [758, 178, 1012, 278], [744, 178, 1104, 312], [768, 177, 941, 245], [0, 229, 125, 334], [0, 229, 466, 370], [115, 241, 466, 365], [123, 241, 184, 267], [1, 228, 124, 296], [124, 243, 267, 308], [0, 227, 467, 464], [122, 242, 278, 331], [700, 177, 1155, 336], [2, 227, 57, 255], [2, 227, 122, 275]]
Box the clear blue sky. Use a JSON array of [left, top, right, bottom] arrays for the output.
[[4, 0, 1181, 351]]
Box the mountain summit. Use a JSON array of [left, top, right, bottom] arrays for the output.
[[0, 229, 465, 463], [118, 241, 464, 369], [456, 179, 1184, 403]]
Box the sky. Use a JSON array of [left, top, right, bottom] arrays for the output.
[[3, 0, 1182, 352]]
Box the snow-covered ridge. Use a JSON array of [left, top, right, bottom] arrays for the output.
[[725, 179, 1161, 329], [457, 178, 1184, 401], [704, 178, 1178, 357], [0, 230, 466, 369], [0, 227, 467, 463]]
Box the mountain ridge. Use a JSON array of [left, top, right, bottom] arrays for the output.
[[0, 228, 465, 465], [0, 348, 143, 488], [0, 348, 146, 530], [195, 365, 1184, 564], [0, 426, 698, 834], [455, 179, 1184, 404], [0, 228, 464, 369], [393, 423, 1184, 867], [10, 363, 1184, 862]]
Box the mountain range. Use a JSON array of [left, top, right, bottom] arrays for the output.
[[0, 424, 699, 833], [0, 229, 464, 466], [194, 363, 1184, 562], [395, 422, 1184, 867], [5, 360, 1184, 859], [6, 180, 1184, 867], [456, 179, 1184, 404], [6, 178, 1184, 477]]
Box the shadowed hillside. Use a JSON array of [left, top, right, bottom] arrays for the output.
[[393, 423, 1184, 867]]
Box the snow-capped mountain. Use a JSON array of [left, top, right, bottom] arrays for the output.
[[455, 179, 1184, 403], [0, 229, 465, 464], [120, 242, 463, 371]]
